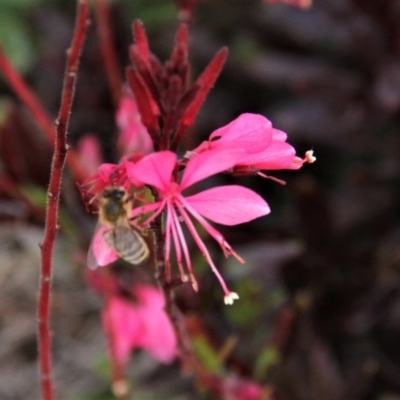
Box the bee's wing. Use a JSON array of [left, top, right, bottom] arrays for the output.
[[87, 241, 98, 270], [87, 222, 102, 270], [87, 223, 120, 269], [103, 225, 149, 265]]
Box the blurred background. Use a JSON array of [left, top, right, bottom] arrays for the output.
[[1, 0, 400, 399]]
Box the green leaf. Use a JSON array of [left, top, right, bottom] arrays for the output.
[[0, 11, 36, 73], [126, 0, 176, 28], [192, 336, 224, 374], [254, 346, 280, 379], [0, 0, 43, 9], [20, 184, 47, 209], [0, 0, 43, 8]]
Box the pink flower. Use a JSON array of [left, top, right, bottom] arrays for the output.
[[76, 134, 102, 176], [79, 163, 119, 199], [222, 375, 265, 400], [78, 159, 138, 208], [188, 113, 315, 179], [233, 128, 305, 171], [116, 95, 153, 156], [264, 0, 312, 9], [127, 149, 270, 304], [102, 284, 177, 366], [190, 113, 273, 155]]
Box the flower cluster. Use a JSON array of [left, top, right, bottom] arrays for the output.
[[79, 22, 314, 305]]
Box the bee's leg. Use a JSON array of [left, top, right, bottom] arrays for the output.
[[138, 226, 148, 236], [128, 217, 148, 235], [124, 195, 134, 204]]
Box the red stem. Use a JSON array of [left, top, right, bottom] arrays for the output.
[[101, 268, 130, 400], [0, 46, 87, 184], [150, 192, 220, 397], [94, 0, 123, 105], [38, 2, 90, 400]]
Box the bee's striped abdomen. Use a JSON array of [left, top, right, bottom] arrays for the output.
[[104, 226, 149, 265]]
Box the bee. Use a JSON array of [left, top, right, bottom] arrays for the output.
[[94, 186, 149, 266]]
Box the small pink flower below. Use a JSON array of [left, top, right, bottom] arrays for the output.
[[102, 284, 177, 366]]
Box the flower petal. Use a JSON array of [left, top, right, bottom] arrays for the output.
[[135, 286, 177, 363], [116, 96, 154, 155], [272, 128, 287, 141], [102, 297, 143, 366], [128, 151, 177, 191], [209, 113, 273, 153], [98, 163, 118, 182], [181, 149, 244, 189], [239, 141, 296, 170], [185, 185, 270, 225]]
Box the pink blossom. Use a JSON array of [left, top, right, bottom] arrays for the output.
[[188, 113, 315, 179], [190, 113, 273, 155], [79, 163, 120, 202], [116, 95, 153, 156], [127, 149, 270, 304], [102, 284, 177, 366], [234, 128, 300, 171], [78, 159, 137, 208]]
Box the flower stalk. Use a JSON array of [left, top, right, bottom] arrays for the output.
[[37, 2, 90, 399], [150, 197, 212, 381]]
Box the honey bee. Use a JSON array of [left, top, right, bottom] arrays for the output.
[[93, 186, 149, 266]]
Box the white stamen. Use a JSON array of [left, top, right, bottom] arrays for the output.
[[305, 150, 316, 163], [224, 292, 239, 305]]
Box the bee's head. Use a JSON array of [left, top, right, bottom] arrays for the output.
[[103, 187, 126, 200]]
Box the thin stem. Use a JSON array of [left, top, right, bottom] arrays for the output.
[[94, 0, 123, 105], [150, 192, 218, 393], [0, 47, 87, 183], [38, 2, 90, 400], [151, 212, 193, 368]]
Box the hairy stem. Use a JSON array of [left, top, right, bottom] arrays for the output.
[[38, 2, 90, 399]]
